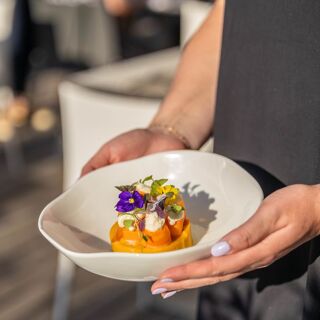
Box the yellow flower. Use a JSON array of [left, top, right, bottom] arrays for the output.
[[161, 185, 179, 205]]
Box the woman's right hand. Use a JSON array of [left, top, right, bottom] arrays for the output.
[[81, 128, 186, 177]]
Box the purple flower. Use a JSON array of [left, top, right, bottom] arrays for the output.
[[115, 191, 144, 212]]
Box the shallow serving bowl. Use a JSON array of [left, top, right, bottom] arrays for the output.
[[38, 150, 263, 282]]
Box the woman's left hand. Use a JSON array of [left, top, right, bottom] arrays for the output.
[[151, 184, 320, 299]]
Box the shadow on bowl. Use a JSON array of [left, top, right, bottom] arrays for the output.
[[181, 182, 218, 244], [41, 182, 217, 254], [42, 212, 111, 253]]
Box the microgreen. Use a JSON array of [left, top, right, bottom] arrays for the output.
[[138, 219, 145, 231], [141, 175, 153, 183], [156, 178, 168, 186], [171, 204, 184, 213], [115, 184, 136, 192], [123, 220, 134, 229], [143, 193, 151, 210], [155, 205, 166, 219], [150, 181, 160, 197], [168, 204, 184, 221]]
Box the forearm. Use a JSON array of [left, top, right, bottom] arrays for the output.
[[103, 0, 145, 16], [150, 0, 225, 149], [313, 184, 320, 232]]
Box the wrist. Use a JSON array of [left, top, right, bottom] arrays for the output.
[[144, 127, 186, 151], [148, 124, 192, 150]]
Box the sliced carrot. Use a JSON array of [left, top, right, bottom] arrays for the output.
[[143, 224, 172, 246], [167, 215, 185, 239]]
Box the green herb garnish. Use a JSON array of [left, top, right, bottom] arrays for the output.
[[141, 175, 153, 183], [115, 184, 135, 192], [123, 220, 134, 229], [171, 204, 184, 213], [156, 178, 168, 186]]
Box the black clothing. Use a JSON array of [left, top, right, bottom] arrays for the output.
[[214, 0, 320, 186], [198, 163, 320, 320], [198, 1, 320, 319]]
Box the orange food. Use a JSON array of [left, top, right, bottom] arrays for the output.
[[110, 219, 192, 253], [144, 224, 172, 246], [120, 228, 141, 246], [167, 214, 185, 239]]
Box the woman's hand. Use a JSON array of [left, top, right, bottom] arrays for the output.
[[81, 128, 186, 176], [151, 184, 320, 299]]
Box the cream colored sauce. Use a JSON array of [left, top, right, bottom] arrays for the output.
[[145, 211, 165, 232]]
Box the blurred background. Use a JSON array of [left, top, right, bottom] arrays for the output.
[[0, 0, 211, 319]]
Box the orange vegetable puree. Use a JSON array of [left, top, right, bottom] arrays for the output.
[[110, 219, 192, 253]]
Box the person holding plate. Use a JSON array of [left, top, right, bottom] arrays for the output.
[[82, 0, 320, 319]]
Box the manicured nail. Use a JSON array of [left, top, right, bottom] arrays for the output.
[[211, 241, 231, 257], [162, 291, 177, 299], [152, 288, 167, 295], [160, 278, 174, 283]]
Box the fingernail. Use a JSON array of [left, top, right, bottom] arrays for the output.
[[152, 288, 167, 295], [160, 278, 174, 283], [162, 291, 177, 299], [211, 241, 231, 257]]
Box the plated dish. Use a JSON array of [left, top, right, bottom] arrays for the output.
[[38, 151, 263, 281], [110, 176, 193, 253]]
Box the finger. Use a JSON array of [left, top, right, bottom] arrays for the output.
[[81, 145, 112, 176], [155, 255, 244, 284], [157, 225, 291, 283], [153, 271, 242, 294], [217, 204, 287, 255], [155, 230, 306, 295], [81, 162, 95, 176], [157, 257, 220, 283], [216, 225, 301, 275]]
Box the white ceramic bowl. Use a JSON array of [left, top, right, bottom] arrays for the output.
[[38, 151, 263, 281]]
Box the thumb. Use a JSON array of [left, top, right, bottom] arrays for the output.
[[81, 144, 112, 177]]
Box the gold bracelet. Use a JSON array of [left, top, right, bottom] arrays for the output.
[[149, 124, 192, 149]]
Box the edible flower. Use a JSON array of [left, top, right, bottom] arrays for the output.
[[162, 185, 179, 197], [116, 191, 144, 212], [161, 185, 180, 205], [150, 179, 179, 202]]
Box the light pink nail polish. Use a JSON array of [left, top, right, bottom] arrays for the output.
[[152, 288, 167, 295], [162, 291, 177, 299], [211, 241, 231, 257]]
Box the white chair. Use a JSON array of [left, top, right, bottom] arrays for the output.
[[54, 48, 179, 320], [54, 2, 212, 319]]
